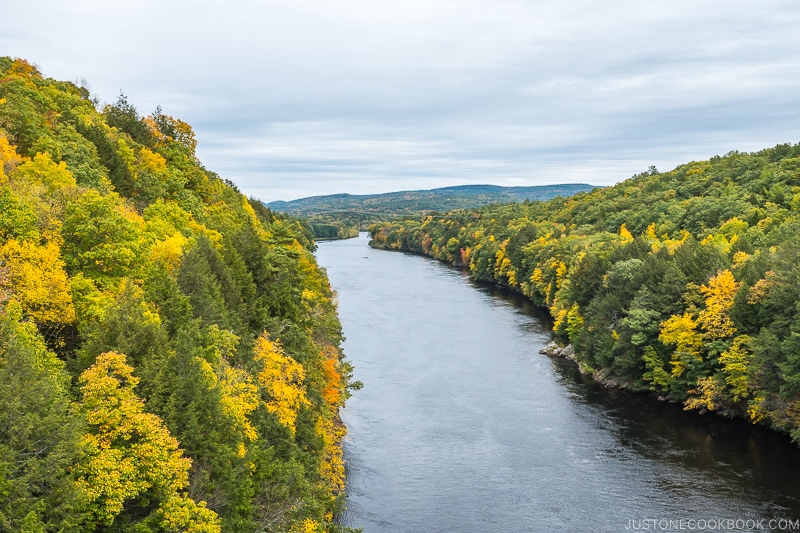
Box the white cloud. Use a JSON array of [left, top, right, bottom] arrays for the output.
[[4, 0, 800, 200]]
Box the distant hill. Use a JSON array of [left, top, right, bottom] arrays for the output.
[[265, 183, 599, 217]]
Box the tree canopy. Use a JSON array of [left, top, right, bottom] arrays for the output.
[[0, 57, 355, 532]]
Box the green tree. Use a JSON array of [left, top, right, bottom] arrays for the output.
[[78, 279, 169, 397], [61, 189, 145, 288], [0, 302, 88, 532], [76, 351, 220, 531]]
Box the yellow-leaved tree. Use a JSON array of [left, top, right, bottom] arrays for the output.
[[219, 363, 260, 458], [0, 134, 22, 182], [0, 239, 75, 326], [659, 312, 703, 378], [697, 269, 740, 340], [619, 223, 634, 243], [11, 152, 79, 245], [718, 335, 753, 402], [253, 333, 309, 435], [76, 351, 220, 532]]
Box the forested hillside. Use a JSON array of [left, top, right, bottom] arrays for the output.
[[267, 184, 597, 216], [267, 184, 597, 239], [371, 147, 800, 442], [0, 58, 356, 532]]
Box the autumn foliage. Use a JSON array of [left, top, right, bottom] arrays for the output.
[[371, 143, 800, 443], [0, 57, 354, 532]]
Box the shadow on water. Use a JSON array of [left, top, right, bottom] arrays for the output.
[[403, 250, 555, 327], [468, 277, 555, 330], [570, 368, 800, 512], [321, 237, 800, 531], [465, 263, 800, 514]]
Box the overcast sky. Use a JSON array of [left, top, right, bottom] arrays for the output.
[[4, 0, 800, 202]]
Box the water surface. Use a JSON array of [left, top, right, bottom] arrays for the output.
[[316, 234, 800, 533]]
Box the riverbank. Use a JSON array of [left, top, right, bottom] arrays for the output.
[[314, 233, 361, 242], [368, 234, 797, 445], [539, 341, 671, 397], [318, 233, 800, 532]]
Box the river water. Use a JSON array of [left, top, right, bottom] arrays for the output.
[[315, 233, 800, 533]]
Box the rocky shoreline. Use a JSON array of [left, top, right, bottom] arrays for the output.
[[538, 341, 575, 360], [539, 341, 637, 391]]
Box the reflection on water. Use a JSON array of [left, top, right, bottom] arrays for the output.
[[316, 234, 800, 533]]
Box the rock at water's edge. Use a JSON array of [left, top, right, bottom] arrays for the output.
[[539, 342, 575, 360]]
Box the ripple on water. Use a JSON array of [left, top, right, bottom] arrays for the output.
[[318, 235, 800, 533]]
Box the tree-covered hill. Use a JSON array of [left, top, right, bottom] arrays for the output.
[[266, 184, 598, 239], [267, 184, 598, 216], [370, 144, 800, 443], [0, 57, 357, 532]]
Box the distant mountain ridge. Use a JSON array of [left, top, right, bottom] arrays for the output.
[[266, 183, 599, 216]]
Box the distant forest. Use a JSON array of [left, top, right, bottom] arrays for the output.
[[0, 58, 356, 532], [371, 145, 800, 443], [266, 184, 597, 239]]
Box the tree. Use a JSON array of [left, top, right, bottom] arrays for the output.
[[0, 134, 23, 181], [0, 302, 88, 532], [0, 186, 39, 243], [11, 152, 79, 244], [102, 93, 152, 147], [61, 190, 145, 288], [78, 279, 168, 395], [719, 335, 753, 402], [177, 236, 231, 330], [76, 351, 220, 531], [254, 333, 309, 435], [149, 108, 198, 157], [659, 313, 703, 378], [698, 269, 740, 340], [0, 239, 75, 326]]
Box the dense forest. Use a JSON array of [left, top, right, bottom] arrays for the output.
[[266, 184, 596, 239], [304, 214, 362, 241], [0, 58, 357, 532], [371, 147, 800, 442]]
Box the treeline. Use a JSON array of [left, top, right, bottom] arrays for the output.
[[267, 185, 597, 240], [306, 215, 361, 241], [266, 184, 597, 217], [371, 147, 800, 442], [0, 58, 356, 532]]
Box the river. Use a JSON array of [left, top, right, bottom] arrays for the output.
[[315, 233, 800, 533]]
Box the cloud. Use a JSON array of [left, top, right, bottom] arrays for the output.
[[4, 0, 800, 200]]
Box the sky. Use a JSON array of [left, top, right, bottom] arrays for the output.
[[4, 0, 800, 202]]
